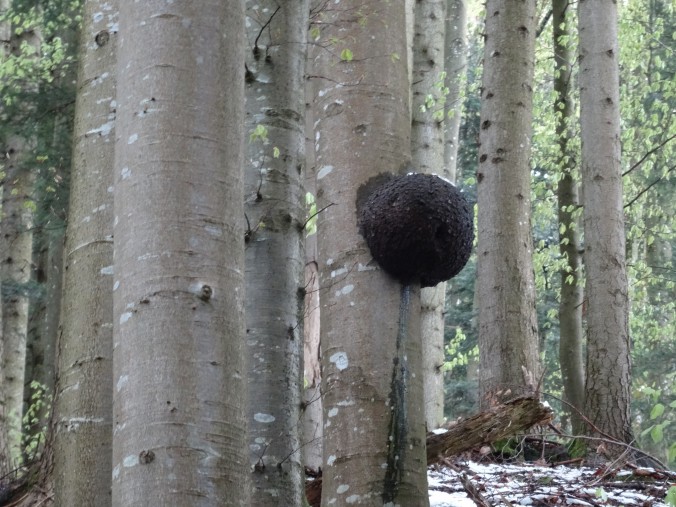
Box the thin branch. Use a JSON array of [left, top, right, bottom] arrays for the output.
[[622, 132, 676, 177], [302, 202, 335, 230], [253, 5, 281, 57], [624, 164, 676, 209]]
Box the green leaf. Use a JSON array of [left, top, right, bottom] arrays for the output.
[[650, 424, 663, 444], [650, 403, 664, 419], [340, 48, 353, 62], [665, 486, 676, 507]]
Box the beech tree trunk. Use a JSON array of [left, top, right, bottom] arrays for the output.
[[313, 1, 429, 504], [51, 1, 117, 503], [476, 0, 541, 408], [244, 1, 307, 504], [411, 0, 448, 431], [112, 1, 248, 504], [553, 0, 585, 435], [578, 0, 634, 451], [0, 0, 10, 474], [1, 20, 41, 463]]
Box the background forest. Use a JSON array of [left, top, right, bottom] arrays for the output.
[[0, 0, 674, 505]]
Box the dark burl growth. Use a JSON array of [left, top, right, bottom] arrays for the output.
[[358, 173, 474, 287]]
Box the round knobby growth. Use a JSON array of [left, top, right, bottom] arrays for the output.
[[358, 173, 474, 287]]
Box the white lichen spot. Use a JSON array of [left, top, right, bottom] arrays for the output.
[[116, 375, 128, 392], [336, 484, 349, 494], [346, 495, 362, 504], [119, 312, 133, 325], [127, 133, 138, 144], [113, 280, 119, 291], [123, 455, 138, 468], [121, 166, 131, 180], [326, 258, 334, 266], [326, 454, 337, 466], [112, 464, 120, 480], [317, 165, 333, 179], [335, 284, 354, 297], [93, 12, 104, 23], [204, 225, 223, 238], [337, 399, 355, 406], [328, 407, 338, 418], [330, 266, 347, 278], [357, 263, 376, 272], [100, 265, 114, 275], [329, 351, 348, 370], [254, 413, 275, 423]]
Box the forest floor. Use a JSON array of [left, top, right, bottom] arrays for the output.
[[428, 457, 674, 506]]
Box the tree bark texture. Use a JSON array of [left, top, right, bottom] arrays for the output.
[[1, 18, 42, 464], [553, 0, 585, 435], [112, 1, 248, 504], [426, 396, 553, 465], [51, 1, 117, 504], [412, 0, 448, 432], [0, 0, 11, 475], [244, 1, 307, 504], [313, 1, 429, 505], [578, 0, 633, 449], [476, 0, 541, 408], [444, 0, 467, 184]]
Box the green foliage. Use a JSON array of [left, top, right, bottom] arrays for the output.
[[666, 485, 676, 506], [22, 380, 51, 461], [305, 191, 318, 237]]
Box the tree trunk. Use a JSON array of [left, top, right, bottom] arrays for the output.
[[112, 1, 248, 504], [302, 62, 323, 473], [476, 0, 541, 408], [313, 1, 429, 504], [51, 1, 117, 503], [244, 1, 307, 504], [1, 17, 42, 465], [411, 0, 448, 431], [553, 0, 585, 435], [0, 0, 10, 475], [444, 0, 467, 184], [578, 0, 633, 452]]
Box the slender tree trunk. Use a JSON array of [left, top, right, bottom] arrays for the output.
[[51, 1, 117, 503], [0, 0, 11, 474], [112, 1, 248, 504], [411, 0, 448, 430], [1, 18, 41, 461], [578, 0, 633, 452], [244, 1, 307, 504], [313, 1, 429, 504], [444, 0, 467, 184], [553, 0, 585, 435], [302, 56, 323, 473], [476, 0, 541, 408]]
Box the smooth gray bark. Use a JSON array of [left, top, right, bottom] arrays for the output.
[[112, 1, 248, 504], [51, 1, 117, 503], [313, 1, 429, 504], [244, 1, 307, 504]]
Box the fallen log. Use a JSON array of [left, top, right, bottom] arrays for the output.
[[305, 396, 553, 505], [426, 396, 553, 465]]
